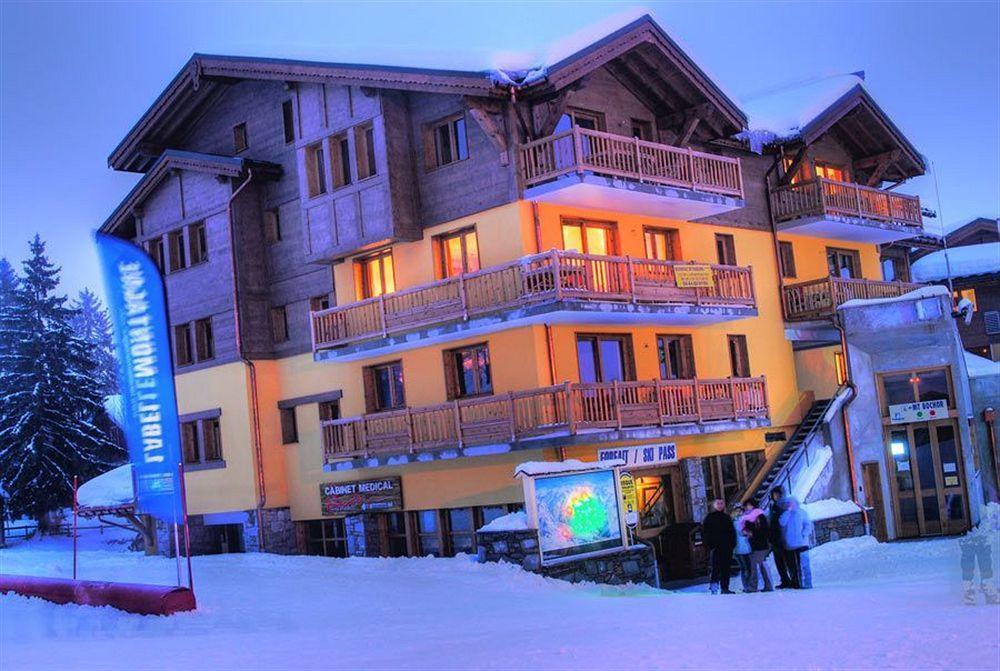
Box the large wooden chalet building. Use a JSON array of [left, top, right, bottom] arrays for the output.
[[100, 15, 986, 564]]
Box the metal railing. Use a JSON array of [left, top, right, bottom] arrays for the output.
[[519, 126, 744, 198], [782, 276, 922, 321], [312, 250, 756, 350], [322, 376, 769, 462], [770, 177, 922, 228]]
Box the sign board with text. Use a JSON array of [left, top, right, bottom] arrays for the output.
[[320, 477, 402, 515], [619, 472, 638, 528], [888, 399, 948, 425], [674, 265, 714, 288], [598, 443, 677, 469]]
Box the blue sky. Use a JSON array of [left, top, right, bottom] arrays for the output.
[[1, 1, 997, 298]]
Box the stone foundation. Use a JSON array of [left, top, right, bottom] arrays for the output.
[[345, 513, 384, 557], [154, 507, 299, 557], [476, 529, 658, 587], [813, 510, 868, 546]]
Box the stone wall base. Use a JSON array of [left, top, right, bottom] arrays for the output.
[[476, 529, 658, 587], [154, 507, 298, 557], [813, 511, 868, 546]]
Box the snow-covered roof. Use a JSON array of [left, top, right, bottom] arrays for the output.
[[514, 459, 624, 478], [837, 285, 950, 311], [965, 352, 999, 379], [740, 73, 863, 151], [103, 394, 125, 427], [911, 243, 1000, 282], [77, 464, 134, 509]]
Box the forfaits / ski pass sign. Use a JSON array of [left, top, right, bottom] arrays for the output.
[[889, 399, 949, 425], [597, 443, 677, 469], [320, 477, 402, 515]]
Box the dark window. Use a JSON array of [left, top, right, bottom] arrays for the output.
[[318, 400, 340, 422], [182, 416, 222, 464], [778, 241, 796, 278], [306, 142, 327, 197], [355, 122, 377, 180], [656, 334, 695, 380], [701, 450, 765, 503], [827, 247, 860, 279], [329, 133, 352, 189], [280, 407, 298, 444], [727, 335, 750, 378], [194, 318, 214, 361], [358, 250, 395, 298], [576, 334, 634, 383], [445, 508, 475, 555], [437, 228, 481, 279], [882, 372, 915, 406], [414, 510, 441, 556], [271, 306, 289, 343], [263, 209, 281, 244], [174, 323, 193, 367], [168, 229, 187, 272], [915, 369, 951, 404], [282, 100, 295, 144], [310, 294, 331, 312], [430, 114, 469, 168], [181, 420, 200, 464], [715, 233, 737, 266], [188, 221, 207, 265], [644, 227, 680, 261], [384, 512, 409, 557], [233, 122, 248, 153], [444, 343, 492, 399], [630, 119, 653, 141], [364, 361, 405, 412], [305, 519, 347, 558], [203, 417, 222, 461], [146, 238, 165, 273]]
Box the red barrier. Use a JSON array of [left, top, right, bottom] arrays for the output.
[[0, 574, 196, 615]]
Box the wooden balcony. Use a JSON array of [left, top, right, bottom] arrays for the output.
[[312, 250, 757, 352], [322, 377, 769, 462], [783, 276, 923, 321], [770, 178, 922, 243], [519, 127, 744, 219]]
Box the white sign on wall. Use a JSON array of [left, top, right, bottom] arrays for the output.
[[888, 399, 948, 425], [597, 443, 677, 469]]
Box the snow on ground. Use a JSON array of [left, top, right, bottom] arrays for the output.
[[1, 528, 998, 670], [911, 242, 999, 282], [802, 498, 862, 521]]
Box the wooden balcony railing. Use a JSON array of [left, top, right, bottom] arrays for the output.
[[312, 250, 757, 350], [519, 127, 744, 198], [322, 376, 769, 462], [782, 276, 923, 321], [770, 177, 922, 228]]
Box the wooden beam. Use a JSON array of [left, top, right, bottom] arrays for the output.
[[532, 89, 570, 138], [605, 60, 669, 118], [465, 96, 509, 164], [674, 115, 701, 147], [778, 145, 808, 186], [864, 154, 895, 187], [854, 149, 900, 170]]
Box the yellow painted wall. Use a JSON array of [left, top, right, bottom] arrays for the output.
[[775, 231, 882, 283], [793, 345, 843, 401]]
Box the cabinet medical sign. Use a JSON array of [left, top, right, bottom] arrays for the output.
[[598, 443, 677, 468], [889, 399, 948, 425], [320, 477, 402, 515], [674, 265, 713, 288]]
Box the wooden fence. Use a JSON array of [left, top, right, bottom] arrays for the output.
[[770, 178, 922, 227], [312, 250, 756, 350], [782, 276, 923, 321], [519, 126, 744, 198], [322, 376, 768, 461]]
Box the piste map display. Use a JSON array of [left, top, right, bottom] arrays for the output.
[[533, 469, 623, 563]]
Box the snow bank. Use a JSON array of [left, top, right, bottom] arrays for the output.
[[837, 284, 949, 310], [965, 351, 999, 378], [802, 498, 861, 521], [910, 242, 999, 282], [477, 511, 530, 533], [791, 445, 832, 502], [77, 465, 134, 509], [514, 458, 624, 477]]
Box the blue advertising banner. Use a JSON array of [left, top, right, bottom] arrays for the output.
[[95, 232, 184, 522]]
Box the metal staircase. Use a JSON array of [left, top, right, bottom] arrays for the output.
[[739, 395, 839, 508]]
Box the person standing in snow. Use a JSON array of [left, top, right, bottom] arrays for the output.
[[732, 503, 752, 592], [768, 488, 791, 588], [741, 500, 775, 592], [959, 503, 1000, 605], [779, 497, 814, 589], [702, 498, 737, 594]]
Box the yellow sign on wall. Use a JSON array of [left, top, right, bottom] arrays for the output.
[[674, 265, 714, 288], [619, 472, 638, 528]]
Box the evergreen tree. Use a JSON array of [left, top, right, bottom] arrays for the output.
[[0, 236, 122, 522], [70, 288, 119, 395]]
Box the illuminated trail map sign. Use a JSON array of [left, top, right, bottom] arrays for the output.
[[531, 469, 624, 564]]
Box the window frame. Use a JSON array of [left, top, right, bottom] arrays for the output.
[[145, 237, 165, 273], [561, 218, 617, 256], [310, 294, 332, 313], [180, 412, 224, 468], [270, 305, 289, 344], [281, 100, 295, 145], [233, 122, 249, 154], [435, 227, 480, 279], [328, 132, 353, 189], [443, 342, 493, 400], [827, 247, 862, 279], [174, 323, 193, 367], [364, 360, 406, 413], [428, 113, 470, 169], [355, 122, 377, 180], [575, 333, 636, 383], [778, 240, 797, 279], [715, 233, 737, 266], [656, 334, 696, 380], [727, 334, 751, 378], [188, 221, 208, 266], [263, 209, 281, 245], [194, 317, 214, 362], [280, 406, 298, 445], [643, 226, 680, 261], [167, 229, 187, 272], [357, 249, 395, 299], [305, 141, 328, 198]]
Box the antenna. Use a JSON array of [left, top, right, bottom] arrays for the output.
[[930, 160, 954, 294]]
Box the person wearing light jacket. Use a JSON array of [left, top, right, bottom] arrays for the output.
[[732, 503, 752, 592], [741, 500, 775, 592], [779, 496, 814, 589]]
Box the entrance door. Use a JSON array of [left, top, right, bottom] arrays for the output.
[[861, 462, 887, 542], [886, 419, 969, 538]]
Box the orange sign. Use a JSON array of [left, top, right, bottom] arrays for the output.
[[674, 265, 714, 288]]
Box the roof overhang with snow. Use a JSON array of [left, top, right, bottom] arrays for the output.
[[102, 150, 282, 235]]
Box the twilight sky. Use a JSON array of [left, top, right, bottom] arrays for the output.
[[1, 1, 997, 298]]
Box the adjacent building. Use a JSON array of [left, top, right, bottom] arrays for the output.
[[99, 15, 985, 571]]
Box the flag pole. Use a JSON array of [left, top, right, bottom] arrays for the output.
[[178, 462, 194, 593], [72, 475, 79, 580]]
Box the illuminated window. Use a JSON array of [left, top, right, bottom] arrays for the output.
[[814, 161, 847, 182], [562, 219, 615, 255], [444, 343, 492, 399], [954, 288, 978, 312], [358, 250, 395, 298], [782, 156, 809, 184], [437, 228, 480, 278], [644, 227, 680, 261]]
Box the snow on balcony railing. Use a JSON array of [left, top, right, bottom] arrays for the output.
[[782, 276, 923, 321]]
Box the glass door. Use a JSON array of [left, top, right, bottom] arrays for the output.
[[887, 429, 920, 537]]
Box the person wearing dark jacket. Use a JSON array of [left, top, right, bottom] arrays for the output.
[[740, 501, 774, 592], [702, 498, 737, 594], [768, 488, 791, 588]]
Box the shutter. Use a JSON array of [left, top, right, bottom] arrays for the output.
[[985, 310, 1000, 335], [443, 349, 459, 400], [680, 335, 696, 379], [362, 366, 378, 413]]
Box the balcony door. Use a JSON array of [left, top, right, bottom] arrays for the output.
[[827, 247, 860, 279], [576, 334, 634, 383], [554, 108, 605, 167]]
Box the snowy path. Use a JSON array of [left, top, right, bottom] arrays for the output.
[[1, 532, 998, 670]]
